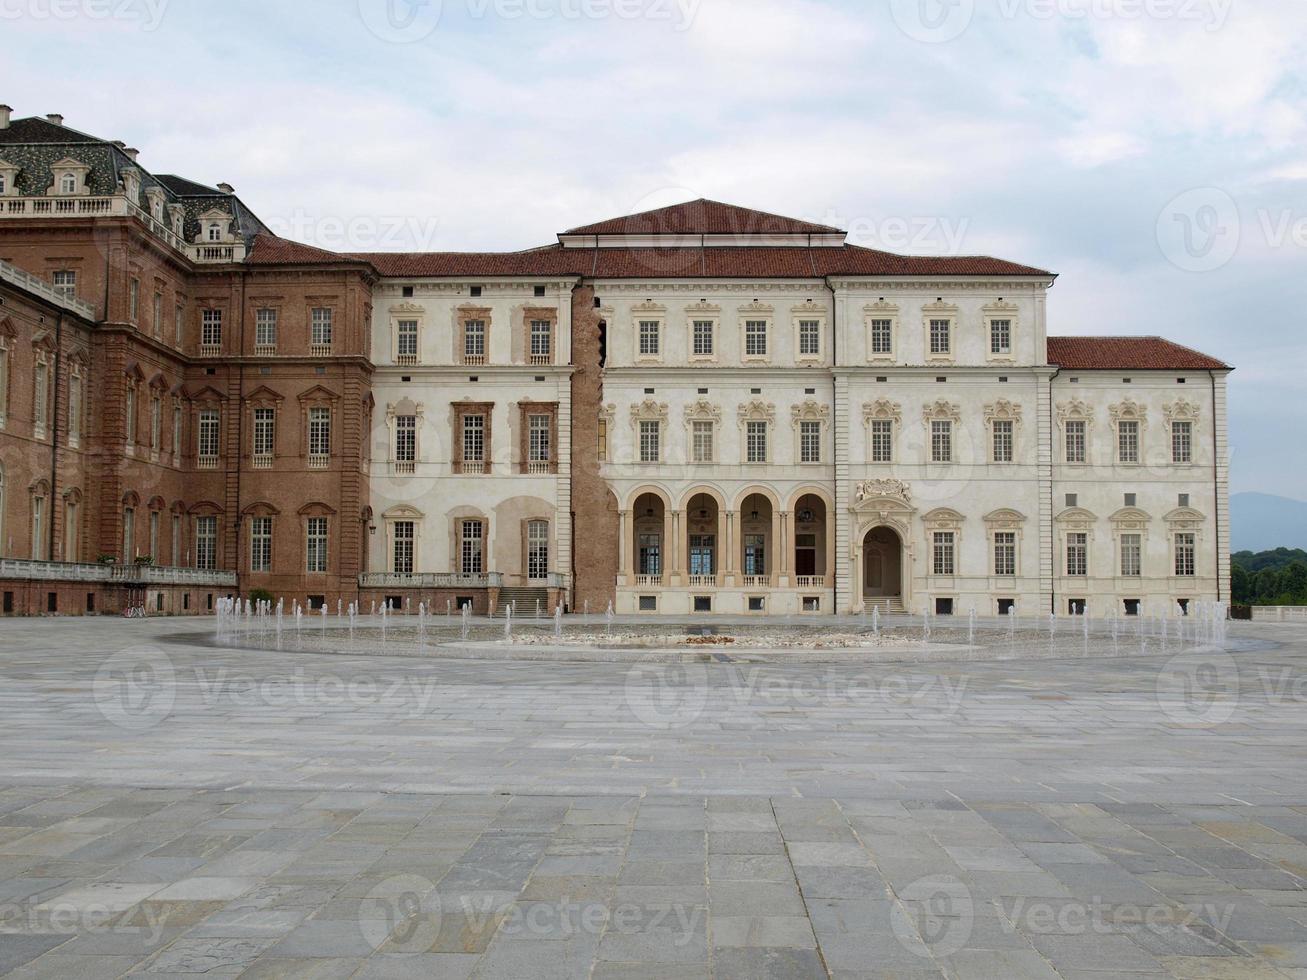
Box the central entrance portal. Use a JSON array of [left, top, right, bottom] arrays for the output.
[[862, 526, 903, 599]]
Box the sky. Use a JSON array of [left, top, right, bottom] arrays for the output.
[[2, 0, 1305, 497]]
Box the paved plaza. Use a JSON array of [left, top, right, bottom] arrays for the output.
[[0, 617, 1305, 977]]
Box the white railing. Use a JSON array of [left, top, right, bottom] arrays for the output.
[[189, 243, 247, 263], [688, 574, 718, 587], [359, 572, 503, 589], [0, 259, 96, 319], [1251, 606, 1307, 621], [254, 344, 277, 357], [396, 354, 418, 366], [196, 456, 219, 470], [462, 354, 487, 366], [198, 344, 221, 357], [0, 558, 234, 587], [308, 454, 330, 470], [252, 454, 273, 470], [635, 574, 662, 586], [393, 460, 415, 475], [309, 343, 333, 357], [460, 460, 486, 474], [794, 575, 826, 588], [525, 461, 552, 475], [741, 574, 771, 588], [529, 354, 552, 366]]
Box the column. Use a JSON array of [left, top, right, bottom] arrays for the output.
[[851, 533, 864, 614], [667, 509, 682, 585], [618, 510, 631, 584], [778, 510, 791, 588], [825, 513, 837, 584], [723, 510, 737, 586]]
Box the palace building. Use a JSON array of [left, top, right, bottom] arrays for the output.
[[0, 107, 1231, 618]]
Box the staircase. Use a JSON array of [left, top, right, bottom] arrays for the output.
[[499, 587, 553, 617], [862, 596, 906, 616]]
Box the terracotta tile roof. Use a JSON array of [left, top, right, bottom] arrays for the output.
[[1047, 336, 1230, 371], [563, 198, 845, 236], [246, 234, 374, 266]]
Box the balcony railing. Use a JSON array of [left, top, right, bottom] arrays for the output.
[[189, 243, 246, 263], [634, 574, 662, 586], [525, 461, 552, 475], [359, 572, 503, 589], [199, 343, 221, 357], [254, 344, 277, 357], [688, 574, 719, 587], [393, 460, 415, 475], [396, 354, 418, 366], [529, 354, 552, 366], [0, 260, 96, 319], [461, 354, 487, 366], [196, 456, 220, 470], [741, 574, 771, 588], [0, 558, 235, 587], [252, 454, 273, 470], [307, 454, 330, 470], [794, 575, 827, 588], [459, 460, 486, 474]]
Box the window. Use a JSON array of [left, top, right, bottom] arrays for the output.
[[153, 292, 163, 336], [1118, 420, 1139, 463], [175, 305, 184, 346], [992, 420, 1013, 463], [31, 495, 45, 559], [529, 320, 551, 362], [34, 362, 49, 435], [60, 173, 77, 194], [798, 320, 821, 357], [689, 535, 715, 576], [597, 418, 608, 462], [1066, 532, 1088, 576], [195, 516, 217, 570], [639, 420, 660, 463], [394, 415, 416, 470], [129, 279, 139, 323], [393, 521, 415, 574], [1065, 421, 1086, 464], [252, 408, 275, 460], [464, 320, 486, 361], [745, 320, 768, 357], [201, 309, 222, 349], [0, 341, 8, 428], [249, 517, 272, 572], [870, 318, 892, 355], [692, 320, 714, 356], [396, 320, 418, 362], [990, 319, 1012, 355], [462, 414, 484, 463], [63, 497, 77, 559], [52, 270, 76, 299], [308, 407, 331, 463], [744, 534, 766, 576], [528, 414, 551, 464], [68, 370, 82, 446], [171, 514, 180, 567], [460, 519, 483, 575], [1175, 533, 1196, 576], [1121, 533, 1142, 577], [638, 534, 661, 576], [746, 420, 767, 463], [932, 531, 955, 575], [1171, 421, 1192, 464], [800, 420, 821, 463], [149, 396, 161, 452], [871, 419, 893, 462], [207, 222, 222, 242], [121, 507, 134, 562], [306, 517, 328, 573], [929, 319, 951, 355], [123, 382, 136, 444], [197, 410, 220, 466], [681, 418, 712, 464], [171, 405, 181, 456], [255, 309, 277, 350], [638, 320, 660, 357], [527, 520, 548, 579], [994, 532, 1016, 576], [149, 511, 159, 560], [931, 420, 952, 463], [310, 308, 333, 349]]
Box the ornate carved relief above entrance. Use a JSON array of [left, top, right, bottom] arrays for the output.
[[849, 479, 915, 614]]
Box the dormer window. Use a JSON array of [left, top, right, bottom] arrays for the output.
[[207, 223, 222, 242], [60, 173, 77, 195]]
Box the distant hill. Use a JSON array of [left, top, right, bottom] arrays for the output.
[[1231, 493, 1307, 552]]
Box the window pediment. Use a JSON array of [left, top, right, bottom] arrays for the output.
[[791, 299, 825, 316], [241, 500, 280, 518], [922, 299, 959, 315], [297, 384, 340, 406], [685, 300, 721, 314], [186, 385, 225, 405], [297, 501, 338, 517], [923, 507, 965, 528], [1056, 398, 1094, 425], [1110, 507, 1152, 527], [853, 479, 912, 507], [682, 398, 721, 423], [790, 399, 829, 425], [984, 508, 1027, 526], [737, 399, 776, 424], [984, 399, 1022, 423], [862, 399, 902, 424], [630, 399, 668, 423], [922, 399, 961, 424], [1056, 507, 1098, 527], [738, 300, 774, 315], [1164, 398, 1200, 424], [188, 500, 225, 516], [245, 385, 284, 406], [383, 504, 424, 520], [1110, 398, 1147, 427], [387, 397, 424, 418], [389, 302, 425, 315], [631, 300, 667, 315], [1164, 506, 1206, 526]]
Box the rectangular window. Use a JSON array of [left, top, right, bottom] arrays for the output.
[[255, 309, 277, 350], [1171, 421, 1192, 464], [798, 319, 820, 356], [1118, 420, 1139, 463], [201, 309, 222, 348], [460, 519, 483, 575], [121, 507, 134, 561], [871, 419, 893, 462], [870, 318, 892, 355], [0, 343, 8, 427], [249, 517, 272, 572], [310, 308, 333, 348], [1066, 532, 1088, 576], [172, 405, 182, 456], [932, 531, 955, 576], [195, 516, 217, 570], [800, 420, 821, 463], [638, 533, 661, 575], [746, 420, 767, 463], [171, 514, 180, 567], [994, 532, 1016, 576], [123, 383, 135, 443], [129, 278, 139, 322], [306, 517, 328, 573], [929, 319, 951, 355], [149, 510, 159, 560], [1121, 533, 1142, 577], [198, 411, 220, 460], [393, 521, 414, 574], [638, 320, 660, 356], [692, 320, 714, 356], [1175, 533, 1196, 576], [992, 419, 1013, 463], [528, 414, 551, 463], [396, 320, 418, 361], [639, 420, 660, 463], [309, 407, 331, 460], [175, 305, 184, 346], [464, 320, 486, 360], [527, 520, 548, 579], [692, 420, 714, 463], [1065, 420, 1086, 464], [462, 414, 484, 462], [34, 363, 49, 433], [395, 415, 416, 466], [52, 269, 76, 298], [153, 293, 163, 337], [252, 407, 275, 458], [149, 397, 161, 451], [745, 320, 768, 357], [31, 496, 45, 559], [68, 372, 82, 445], [990, 319, 1011, 355], [529, 320, 551, 362], [931, 420, 952, 463], [744, 534, 766, 576], [689, 535, 715, 576]]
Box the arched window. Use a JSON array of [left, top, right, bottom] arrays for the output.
[[60, 173, 76, 194]]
